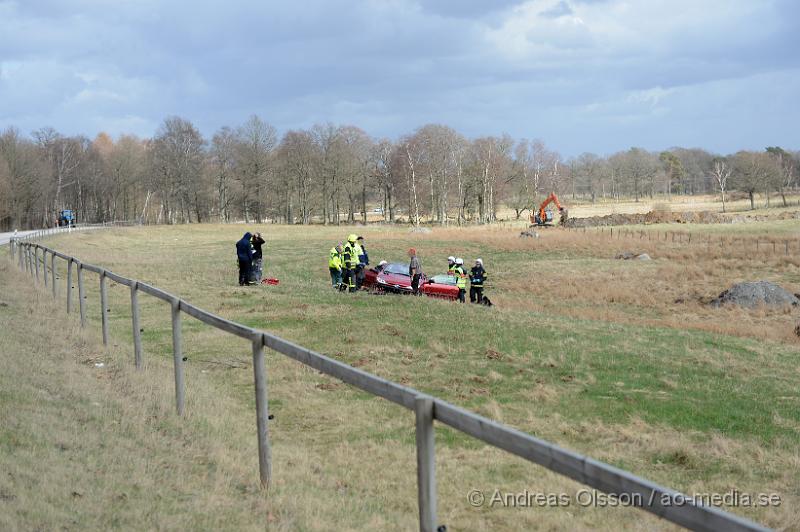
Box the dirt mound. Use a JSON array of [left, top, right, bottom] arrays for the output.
[[710, 281, 800, 309], [564, 210, 728, 228]]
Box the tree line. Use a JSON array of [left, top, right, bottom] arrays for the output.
[[1, 116, 797, 230]]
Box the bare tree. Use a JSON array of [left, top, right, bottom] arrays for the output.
[[235, 115, 277, 222], [766, 147, 797, 207], [710, 157, 732, 212], [732, 151, 780, 210], [371, 139, 399, 222], [151, 116, 207, 223], [210, 127, 237, 222], [277, 130, 320, 224]]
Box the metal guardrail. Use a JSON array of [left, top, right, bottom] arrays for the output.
[[6, 232, 770, 532]]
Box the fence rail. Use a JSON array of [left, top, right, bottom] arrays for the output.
[[6, 230, 770, 532]]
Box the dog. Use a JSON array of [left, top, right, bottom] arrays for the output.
[[480, 296, 493, 307]]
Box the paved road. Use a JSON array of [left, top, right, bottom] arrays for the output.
[[0, 230, 38, 246]]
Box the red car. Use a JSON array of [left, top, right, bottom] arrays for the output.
[[362, 262, 460, 300]]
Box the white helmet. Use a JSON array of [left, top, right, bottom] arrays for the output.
[[447, 256, 455, 263], [475, 258, 483, 265], [378, 260, 388, 266], [455, 258, 464, 265]]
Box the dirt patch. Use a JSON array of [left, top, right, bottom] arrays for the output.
[[564, 210, 729, 228], [485, 349, 503, 360], [710, 281, 800, 309]]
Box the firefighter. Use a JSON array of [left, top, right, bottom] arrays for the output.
[[447, 256, 456, 276], [454, 257, 467, 303], [328, 244, 343, 288], [469, 258, 488, 303], [342, 234, 359, 293]]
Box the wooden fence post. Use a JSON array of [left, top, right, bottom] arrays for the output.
[[43, 250, 49, 289], [66, 259, 73, 314], [252, 333, 272, 489], [51, 252, 56, 298], [130, 281, 143, 370], [415, 396, 437, 532], [78, 262, 86, 328], [34, 247, 40, 282], [100, 271, 109, 346], [171, 298, 185, 415]]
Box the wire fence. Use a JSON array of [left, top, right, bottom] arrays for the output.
[[6, 228, 771, 532], [563, 225, 799, 257]]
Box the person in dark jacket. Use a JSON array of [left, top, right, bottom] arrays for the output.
[[236, 232, 254, 286], [251, 232, 266, 283], [355, 236, 369, 289], [469, 258, 488, 303], [408, 248, 423, 295]]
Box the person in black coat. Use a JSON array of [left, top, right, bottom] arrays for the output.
[[251, 232, 266, 283], [469, 258, 488, 303], [236, 232, 254, 286]]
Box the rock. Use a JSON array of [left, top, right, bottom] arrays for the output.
[[615, 252, 636, 260], [519, 231, 539, 238], [636, 253, 652, 260], [710, 281, 800, 309]]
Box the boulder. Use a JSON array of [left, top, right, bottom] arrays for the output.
[[710, 281, 800, 309]]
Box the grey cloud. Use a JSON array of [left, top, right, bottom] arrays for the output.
[[539, 1, 573, 18], [0, 0, 797, 155]]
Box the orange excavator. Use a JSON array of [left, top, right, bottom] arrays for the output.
[[530, 192, 568, 226]]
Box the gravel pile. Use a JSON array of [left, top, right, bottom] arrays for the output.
[[710, 281, 800, 309]]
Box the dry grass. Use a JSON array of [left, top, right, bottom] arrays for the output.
[[3, 220, 799, 530], [398, 225, 800, 344], [551, 194, 800, 219]]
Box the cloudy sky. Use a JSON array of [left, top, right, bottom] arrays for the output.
[[1, 0, 797, 155]]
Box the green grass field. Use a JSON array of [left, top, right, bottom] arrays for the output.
[[2, 219, 799, 530]]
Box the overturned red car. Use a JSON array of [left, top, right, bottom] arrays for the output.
[[362, 262, 459, 300]]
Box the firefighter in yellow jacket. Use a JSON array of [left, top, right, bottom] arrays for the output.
[[453, 257, 468, 303], [342, 234, 358, 293], [328, 244, 343, 288]]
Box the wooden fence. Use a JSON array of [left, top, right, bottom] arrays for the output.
[[6, 230, 770, 532]]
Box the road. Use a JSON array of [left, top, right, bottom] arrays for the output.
[[0, 230, 38, 246]]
